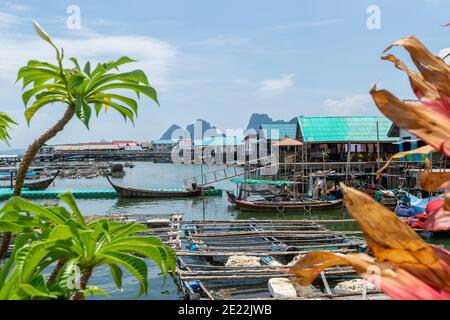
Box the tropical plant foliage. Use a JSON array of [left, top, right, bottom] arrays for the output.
[[290, 36, 450, 300], [19, 23, 158, 128], [0, 21, 160, 262], [0, 193, 175, 300], [0, 22, 171, 300], [0, 112, 17, 144]]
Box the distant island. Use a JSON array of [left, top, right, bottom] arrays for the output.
[[159, 113, 296, 140], [245, 113, 297, 131]]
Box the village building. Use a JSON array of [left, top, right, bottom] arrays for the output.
[[297, 116, 398, 162], [387, 123, 425, 161], [259, 123, 301, 160], [151, 140, 178, 153], [243, 123, 301, 161], [36, 144, 55, 161], [0, 154, 21, 165], [112, 140, 139, 149], [53, 142, 119, 160]]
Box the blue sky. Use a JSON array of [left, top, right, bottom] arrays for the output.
[[0, 0, 449, 148]]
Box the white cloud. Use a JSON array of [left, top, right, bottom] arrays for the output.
[[0, 34, 177, 90], [323, 94, 376, 116], [258, 74, 295, 98]]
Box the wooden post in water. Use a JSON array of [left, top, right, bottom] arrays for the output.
[[345, 140, 351, 184], [376, 121, 381, 189], [200, 156, 206, 221]]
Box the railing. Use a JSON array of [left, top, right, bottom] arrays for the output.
[[183, 155, 280, 187]]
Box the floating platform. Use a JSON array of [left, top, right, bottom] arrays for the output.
[[0, 187, 222, 201], [176, 219, 388, 300]]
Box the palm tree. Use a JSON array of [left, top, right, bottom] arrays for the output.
[[0, 193, 175, 300], [0, 21, 159, 259]]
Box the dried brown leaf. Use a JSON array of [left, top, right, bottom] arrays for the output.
[[419, 171, 450, 192], [341, 185, 450, 291], [371, 87, 450, 157], [384, 36, 450, 97]]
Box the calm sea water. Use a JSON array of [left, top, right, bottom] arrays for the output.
[[7, 162, 450, 299]]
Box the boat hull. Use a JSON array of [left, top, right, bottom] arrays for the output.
[[106, 176, 203, 199], [1, 171, 59, 191], [227, 193, 343, 212]]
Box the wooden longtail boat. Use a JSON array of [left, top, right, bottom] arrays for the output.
[[0, 170, 59, 191], [226, 191, 343, 212], [106, 176, 204, 198], [24, 170, 59, 190]]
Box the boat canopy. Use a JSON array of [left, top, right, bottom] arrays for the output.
[[0, 171, 36, 177], [230, 178, 293, 186]]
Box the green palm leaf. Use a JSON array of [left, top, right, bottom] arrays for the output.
[[0, 112, 17, 144], [0, 221, 26, 234], [0, 197, 69, 225], [18, 33, 157, 129], [22, 83, 66, 106], [18, 275, 58, 299], [99, 251, 148, 296], [108, 263, 123, 290], [15, 240, 60, 282], [89, 98, 135, 123], [89, 82, 158, 105], [25, 96, 66, 124], [57, 192, 86, 226]]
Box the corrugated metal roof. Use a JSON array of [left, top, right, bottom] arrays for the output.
[[151, 140, 177, 145], [297, 116, 397, 143], [260, 123, 297, 140]]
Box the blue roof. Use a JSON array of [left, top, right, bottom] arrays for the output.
[[152, 140, 177, 145], [260, 123, 297, 140], [297, 116, 397, 143]]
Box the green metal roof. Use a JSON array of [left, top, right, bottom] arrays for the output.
[[297, 116, 397, 143], [260, 123, 297, 140]]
